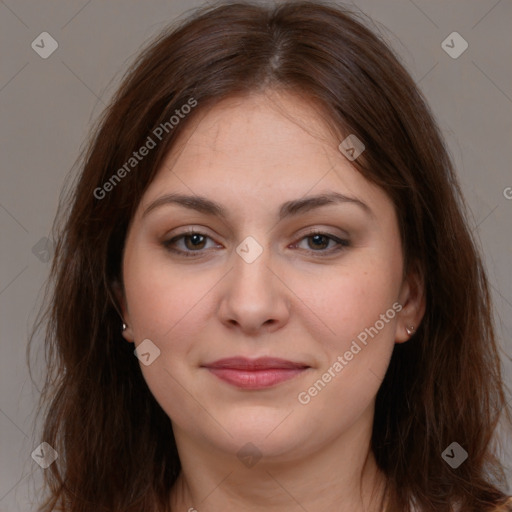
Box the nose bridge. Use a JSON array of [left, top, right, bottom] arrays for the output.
[[217, 234, 290, 331], [231, 234, 273, 294]]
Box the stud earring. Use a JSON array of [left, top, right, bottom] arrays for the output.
[[406, 326, 415, 336], [122, 322, 127, 332]]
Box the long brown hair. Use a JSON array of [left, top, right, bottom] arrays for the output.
[[29, 1, 511, 511]]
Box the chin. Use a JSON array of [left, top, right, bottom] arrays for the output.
[[206, 414, 315, 459]]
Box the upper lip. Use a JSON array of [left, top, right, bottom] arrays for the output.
[[202, 357, 310, 370]]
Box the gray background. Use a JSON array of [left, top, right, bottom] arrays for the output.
[[1, 0, 511, 510]]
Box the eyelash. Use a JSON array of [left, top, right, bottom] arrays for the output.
[[162, 229, 350, 258]]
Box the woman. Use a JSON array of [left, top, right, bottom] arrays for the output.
[[30, 1, 512, 511]]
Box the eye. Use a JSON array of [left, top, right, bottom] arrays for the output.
[[162, 230, 219, 257], [162, 229, 350, 258], [293, 230, 350, 255]]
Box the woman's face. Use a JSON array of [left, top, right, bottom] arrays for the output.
[[119, 91, 422, 462]]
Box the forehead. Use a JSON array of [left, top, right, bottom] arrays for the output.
[[165, 91, 338, 171], [137, 90, 390, 220]]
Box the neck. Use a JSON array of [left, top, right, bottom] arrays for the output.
[[169, 408, 387, 512]]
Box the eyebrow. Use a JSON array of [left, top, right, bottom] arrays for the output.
[[142, 191, 373, 221]]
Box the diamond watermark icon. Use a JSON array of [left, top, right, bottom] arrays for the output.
[[236, 236, 263, 264], [31, 442, 58, 469], [237, 442, 262, 468], [338, 134, 365, 161], [441, 32, 468, 59], [31, 32, 59, 59], [134, 339, 161, 366], [441, 442, 468, 468], [32, 237, 54, 263]]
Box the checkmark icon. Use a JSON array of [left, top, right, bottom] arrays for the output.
[[31, 442, 58, 469], [237, 442, 262, 468], [32, 237, 54, 262], [441, 442, 468, 468], [134, 339, 161, 366], [236, 236, 263, 263], [31, 32, 58, 59], [441, 32, 468, 59], [338, 134, 365, 161]]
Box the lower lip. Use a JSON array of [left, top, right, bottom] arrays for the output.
[[205, 368, 307, 389]]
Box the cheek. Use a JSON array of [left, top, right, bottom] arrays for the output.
[[122, 247, 214, 428], [123, 243, 216, 340], [294, 252, 401, 403], [299, 258, 401, 345], [294, 290, 398, 434]]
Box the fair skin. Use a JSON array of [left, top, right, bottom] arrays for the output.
[[117, 90, 425, 512]]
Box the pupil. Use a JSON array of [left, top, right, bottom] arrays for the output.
[[187, 234, 205, 249], [311, 234, 327, 249]]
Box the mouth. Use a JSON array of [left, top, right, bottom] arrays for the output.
[[201, 357, 310, 389]]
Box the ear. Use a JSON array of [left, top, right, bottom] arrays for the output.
[[112, 279, 135, 343], [395, 264, 426, 344]]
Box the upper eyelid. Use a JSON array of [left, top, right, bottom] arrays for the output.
[[166, 223, 349, 239], [166, 227, 347, 242]]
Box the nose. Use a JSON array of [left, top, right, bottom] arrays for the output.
[[216, 240, 291, 335]]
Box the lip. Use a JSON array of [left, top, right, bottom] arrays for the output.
[[201, 357, 310, 390]]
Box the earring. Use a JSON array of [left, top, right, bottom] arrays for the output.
[[122, 322, 127, 332], [406, 326, 415, 336]]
